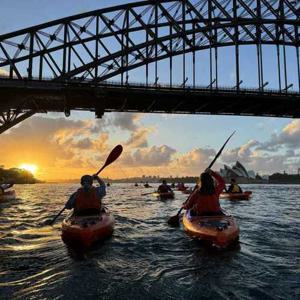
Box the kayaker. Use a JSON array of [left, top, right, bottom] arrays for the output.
[[226, 178, 243, 193], [0, 182, 14, 194], [171, 182, 175, 188], [65, 174, 106, 216], [177, 182, 186, 190], [157, 180, 173, 194], [134, 182, 138, 187], [144, 182, 151, 188], [182, 168, 225, 216]]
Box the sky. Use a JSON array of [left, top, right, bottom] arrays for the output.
[[0, 0, 299, 181]]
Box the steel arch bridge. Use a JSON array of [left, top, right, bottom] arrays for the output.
[[0, 0, 299, 133]]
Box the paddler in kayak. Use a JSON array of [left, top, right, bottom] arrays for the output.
[[226, 178, 243, 193], [65, 174, 106, 216], [157, 180, 173, 194], [0, 179, 14, 195], [182, 168, 225, 216]]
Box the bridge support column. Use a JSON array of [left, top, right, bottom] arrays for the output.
[[94, 88, 106, 118]]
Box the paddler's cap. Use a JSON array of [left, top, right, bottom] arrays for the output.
[[80, 175, 93, 186]]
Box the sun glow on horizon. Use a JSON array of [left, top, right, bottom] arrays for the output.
[[19, 163, 38, 175]]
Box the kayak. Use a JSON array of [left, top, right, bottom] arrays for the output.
[[220, 191, 252, 200], [61, 210, 114, 248], [153, 192, 175, 200], [0, 190, 16, 201], [182, 210, 239, 248]]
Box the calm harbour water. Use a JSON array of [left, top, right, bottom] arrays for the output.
[[0, 183, 299, 299]]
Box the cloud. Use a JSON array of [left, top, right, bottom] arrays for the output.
[[122, 145, 176, 167], [174, 148, 216, 174], [0, 68, 9, 77], [0, 116, 113, 179], [125, 127, 154, 148], [258, 120, 300, 151], [222, 140, 259, 164]]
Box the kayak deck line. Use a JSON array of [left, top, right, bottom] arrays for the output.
[[183, 211, 239, 248]]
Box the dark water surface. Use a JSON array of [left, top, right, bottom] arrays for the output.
[[0, 183, 299, 299]]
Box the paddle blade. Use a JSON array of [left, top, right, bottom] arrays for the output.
[[96, 144, 123, 175], [167, 215, 181, 227]]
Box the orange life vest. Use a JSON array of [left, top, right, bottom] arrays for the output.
[[74, 187, 101, 212]]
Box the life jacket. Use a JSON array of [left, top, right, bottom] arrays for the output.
[[158, 184, 170, 193], [231, 184, 241, 193], [192, 193, 221, 214], [74, 187, 101, 212]]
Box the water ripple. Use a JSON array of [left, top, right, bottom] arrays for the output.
[[0, 183, 299, 299]]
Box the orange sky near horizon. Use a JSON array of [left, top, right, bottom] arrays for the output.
[[0, 113, 216, 181], [1, 112, 300, 181]]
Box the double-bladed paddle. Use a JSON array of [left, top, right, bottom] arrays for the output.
[[44, 144, 123, 226], [167, 131, 235, 227]]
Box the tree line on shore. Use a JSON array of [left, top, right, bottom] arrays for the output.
[[0, 167, 40, 184]]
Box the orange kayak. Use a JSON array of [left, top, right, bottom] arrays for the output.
[[61, 210, 114, 248], [182, 211, 239, 248], [220, 191, 252, 200], [0, 190, 16, 201], [153, 192, 174, 200]]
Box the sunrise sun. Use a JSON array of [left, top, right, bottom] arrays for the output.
[[19, 163, 38, 175]]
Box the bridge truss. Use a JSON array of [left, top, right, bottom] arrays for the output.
[[0, 0, 299, 132]]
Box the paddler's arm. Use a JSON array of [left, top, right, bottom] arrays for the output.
[[92, 174, 106, 198], [167, 185, 173, 193], [207, 169, 225, 195]]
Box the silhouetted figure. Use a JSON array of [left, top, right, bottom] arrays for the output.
[[157, 180, 173, 194], [65, 174, 106, 216]]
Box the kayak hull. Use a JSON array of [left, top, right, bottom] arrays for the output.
[[61, 211, 114, 248], [220, 191, 252, 200], [182, 211, 239, 248], [0, 190, 16, 201], [153, 192, 175, 200]]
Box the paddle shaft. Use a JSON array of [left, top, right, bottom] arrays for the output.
[[48, 207, 66, 225], [141, 192, 154, 196]]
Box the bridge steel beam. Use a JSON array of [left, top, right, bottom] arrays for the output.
[[0, 79, 300, 117], [0, 109, 36, 134], [0, 0, 298, 82], [0, 0, 299, 133]]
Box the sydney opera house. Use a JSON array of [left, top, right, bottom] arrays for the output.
[[220, 161, 256, 181]]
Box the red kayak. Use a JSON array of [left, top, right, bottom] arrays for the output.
[[182, 210, 239, 248], [62, 210, 114, 248], [220, 191, 252, 200]]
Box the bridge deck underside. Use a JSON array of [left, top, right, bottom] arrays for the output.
[[0, 81, 299, 118]]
